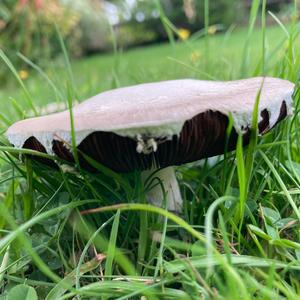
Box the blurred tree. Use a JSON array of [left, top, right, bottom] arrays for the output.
[[244, 0, 292, 11], [61, 0, 111, 55]]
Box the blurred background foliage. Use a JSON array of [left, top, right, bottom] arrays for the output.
[[0, 0, 294, 86]]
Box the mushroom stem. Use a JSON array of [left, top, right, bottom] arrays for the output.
[[141, 166, 183, 213]]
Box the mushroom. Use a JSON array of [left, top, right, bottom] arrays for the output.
[[6, 77, 295, 212]]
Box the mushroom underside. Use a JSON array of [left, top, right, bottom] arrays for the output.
[[21, 101, 288, 173]]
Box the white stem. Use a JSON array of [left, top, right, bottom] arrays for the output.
[[141, 166, 183, 213]]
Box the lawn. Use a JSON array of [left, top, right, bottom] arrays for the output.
[[0, 12, 300, 300]]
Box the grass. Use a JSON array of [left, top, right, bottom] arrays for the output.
[[0, 2, 300, 299]]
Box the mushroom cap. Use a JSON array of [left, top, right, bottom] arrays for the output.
[[6, 77, 295, 172]]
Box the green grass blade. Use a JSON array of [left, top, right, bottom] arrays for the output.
[[105, 210, 121, 278]]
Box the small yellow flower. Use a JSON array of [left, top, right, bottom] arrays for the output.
[[178, 28, 190, 40], [208, 25, 218, 35], [190, 51, 201, 62], [19, 70, 29, 80]]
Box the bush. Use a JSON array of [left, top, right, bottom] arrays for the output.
[[116, 23, 158, 48], [0, 0, 80, 85]]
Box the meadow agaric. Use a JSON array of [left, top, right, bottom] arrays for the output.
[[6, 77, 295, 211]]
